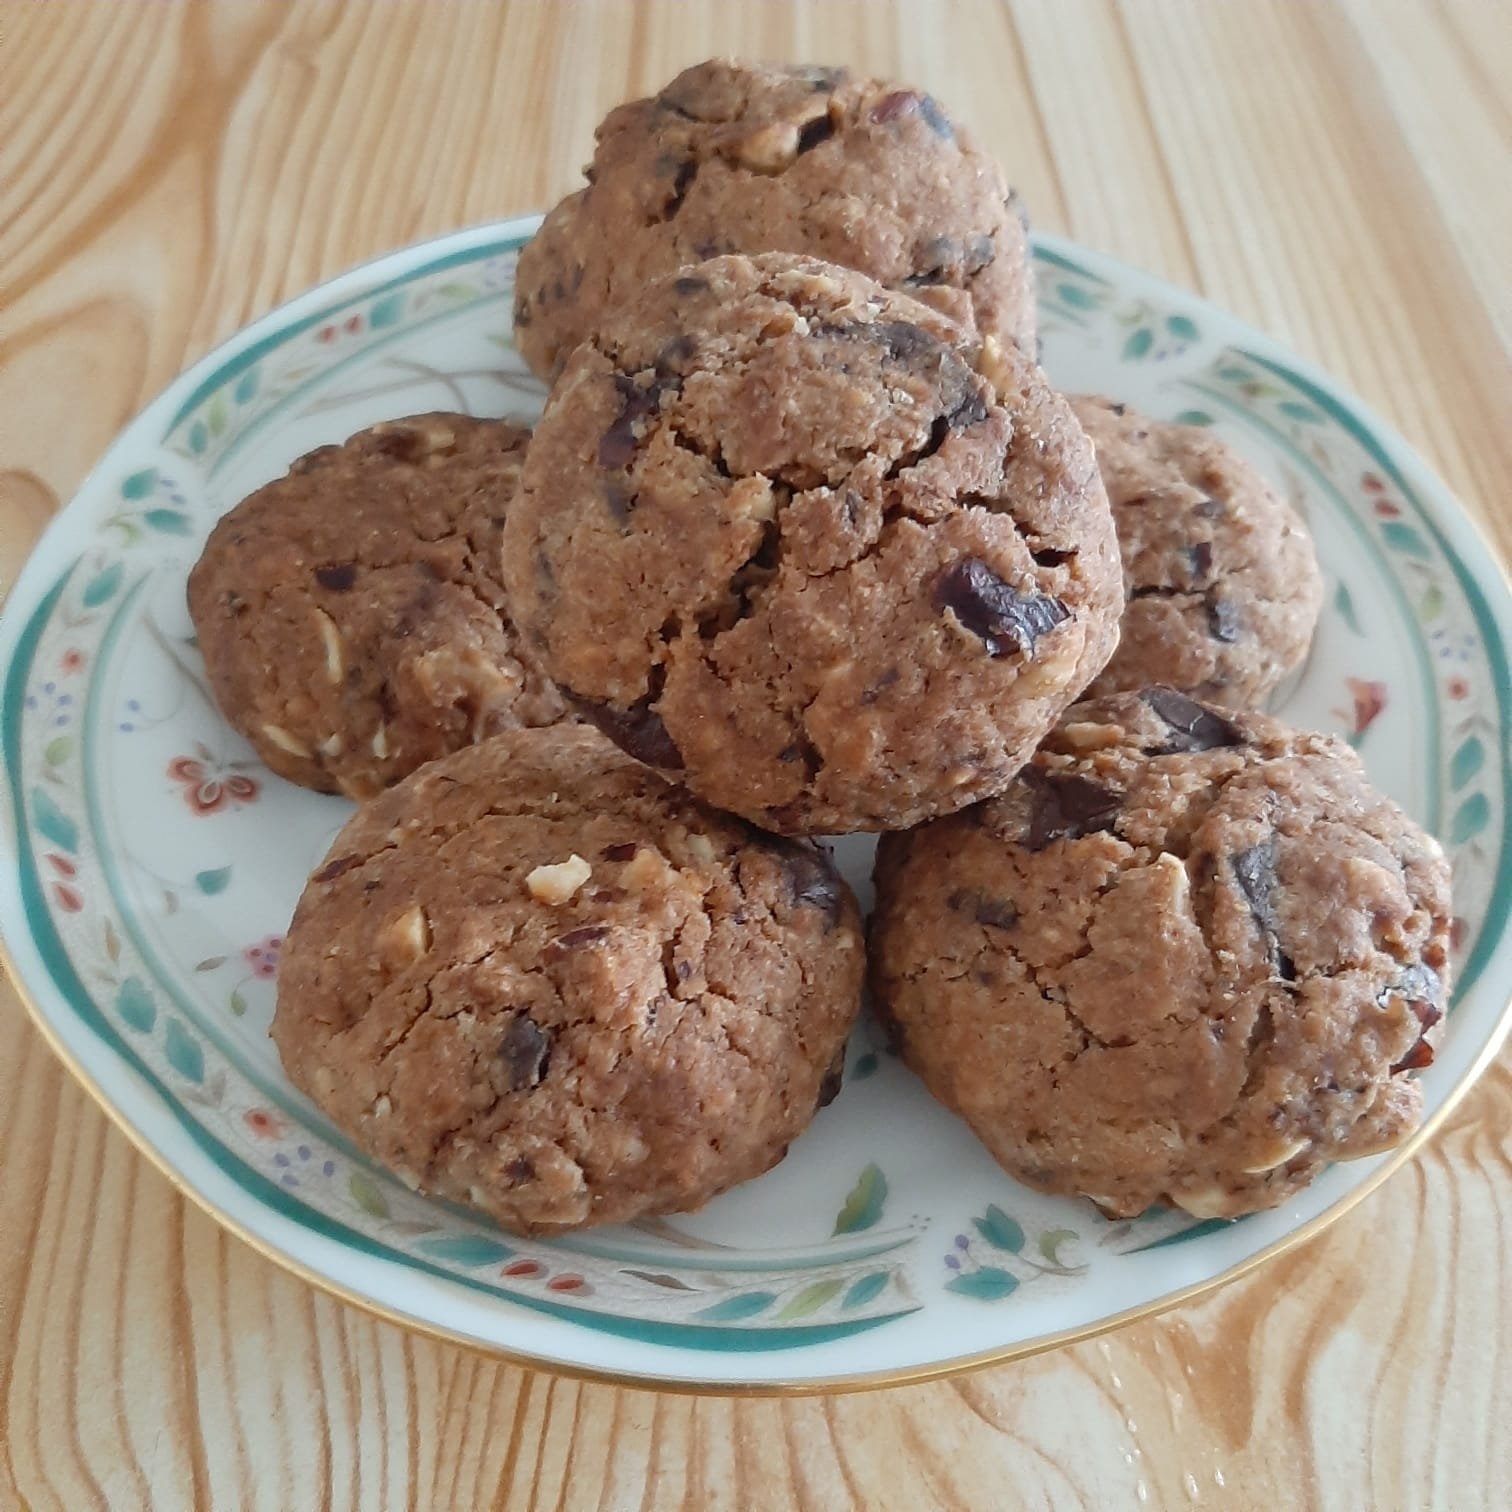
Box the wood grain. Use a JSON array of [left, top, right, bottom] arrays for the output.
[[0, 2, 1508, 1507]]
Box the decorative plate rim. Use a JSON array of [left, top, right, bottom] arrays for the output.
[[1, 214, 1508, 1394]]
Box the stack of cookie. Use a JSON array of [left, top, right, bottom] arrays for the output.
[[188, 60, 1450, 1237]]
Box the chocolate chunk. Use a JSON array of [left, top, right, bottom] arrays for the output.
[[602, 477, 634, 525], [315, 563, 357, 591], [816, 1045, 845, 1106], [1391, 993, 1443, 1073], [312, 853, 363, 883], [1031, 546, 1073, 568], [869, 320, 944, 366], [1231, 837, 1296, 980], [933, 558, 1071, 657], [1186, 541, 1214, 580], [505, 1155, 536, 1183], [1022, 768, 1122, 850], [1108, 402, 1127, 417], [774, 840, 845, 925], [500, 1014, 552, 1091], [796, 113, 836, 153], [546, 925, 610, 957], [570, 693, 684, 769], [601, 842, 639, 862], [944, 388, 990, 430], [948, 889, 1019, 931], [599, 374, 674, 470], [964, 234, 996, 274], [917, 94, 955, 139], [672, 275, 710, 296], [664, 158, 698, 217], [860, 667, 900, 705], [870, 89, 917, 124], [1208, 593, 1240, 643], [1142, 688, 1244, 753]]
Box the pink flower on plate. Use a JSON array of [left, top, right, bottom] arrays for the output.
[[243, 1108, 285, 1139], [242, 935, 283, 980], [60, 649, 85, 675], [167, 755, 259, 816], [1336, 678, 1388, 741]]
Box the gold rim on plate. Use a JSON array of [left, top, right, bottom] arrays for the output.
[[5, 924, 1509, 1397]]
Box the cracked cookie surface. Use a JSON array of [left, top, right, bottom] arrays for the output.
[[187, 414, 570, 799], [272, 727, 864, 1235], [870, 689, 1452, 1219], [503, 253, 1121, 835], [1072, 396, 1323, 705], [514, 58, 1036, 381]]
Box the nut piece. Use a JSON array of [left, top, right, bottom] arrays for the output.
[[315, 608, 344, 683], [734, 121, 800, 173], [380, 905, 431, 969], [261, 723, 312, 758], [1241, 1136, 1311, 1175], [526, 854, 592, 905]]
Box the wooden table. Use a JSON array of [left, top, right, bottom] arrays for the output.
[[1, 2, 1508, 1507]]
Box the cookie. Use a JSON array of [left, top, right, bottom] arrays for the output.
[[870, 689, 1452, 1220], [514, 59, 1036, 381], [1072, 396, 1323, 705], [502, 252, 1122, 835], [187, 414, 569, 800], [272, 727, 863, 1235]]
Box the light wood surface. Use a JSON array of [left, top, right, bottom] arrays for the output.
[[1, 2, 1508, 1507]]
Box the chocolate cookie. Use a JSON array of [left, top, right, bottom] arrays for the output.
[[273, 727, 863, 1234], [871, 689, 1452, 1220], [503, 253, 1122, 835], [187, 414, 569, 799], [1072, 396, 1323, 705], [514, 59, 1036, 381]]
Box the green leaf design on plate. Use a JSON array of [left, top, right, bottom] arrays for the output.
[[121, 467, 158, 500], [32, 786, 78, 853], [695, 1290, 777, 1322], [1216, 363, 1252, 382], [841, 1271, 890, 1310], [1334, 581, 1362, 635], [1122, 327, 1154, 360], [188, 421, 209, 455], [833, 1163, 888, 1234], [1451, 736, 1485, 790], [416, 1235, 513, 1267], [229, 988, 247, 1018], [1172, 409, 1214, 427], [1451, 792, 1491, 845], [973, 1204, 1025, 1253], [234, 367, 261, 403], [1127, 1216, 1232, 1252], [348, 1169, 390, 1218], [775, 1278, 844, 1321], [43, 735, 71, 767], [116, 977, 156, 1033], [1381, 521, 1431, 559], [163, 1018, 205, 1083], [947, 1267, 1020, 1301], [81, 562, 124, 609], [436, 280, 478, 301], [1165, 314, 1199, 342], [194, 866, 232, 895], [1419, 584, 1445, 622], [1056, 282, 1100, 310], [1038, 1228, 1079, 1267], [144, 509, 192, 536], [851, 1052, 879, 1080], [622, 1270, 699, 1291], [1278, 400, 1325, 423], [207, 392, 229, 439], [369, 292, 405, 328]]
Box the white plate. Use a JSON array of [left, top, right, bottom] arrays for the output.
[[1, 217, 1507, 1391]]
